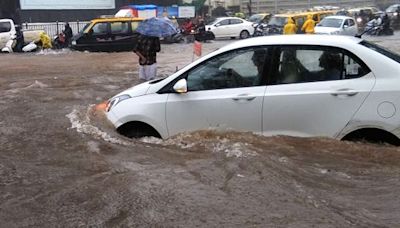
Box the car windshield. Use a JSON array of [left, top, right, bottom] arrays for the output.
[[207, 19, 219, 25], [318, 18, 342, 28], [248, 14, 263, 23], [80, 23, 91, 33], [268, 17, 287, 26], [360, 40, 400, 63]]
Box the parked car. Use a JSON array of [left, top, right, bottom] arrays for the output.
[[315, 15, 358, 36], [105, 34, 400, 145], [71, 17, 143, 52], [266, 10, 335, 34], [205, 17, 254, 39]]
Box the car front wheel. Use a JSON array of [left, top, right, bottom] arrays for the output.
[[240, 30, 250, 39]]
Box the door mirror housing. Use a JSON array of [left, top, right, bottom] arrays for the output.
[[173, 79, 188, 93], [343, 25, 349, 28]]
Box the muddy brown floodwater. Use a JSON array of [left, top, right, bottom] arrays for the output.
[[1, 35, 400, 228]]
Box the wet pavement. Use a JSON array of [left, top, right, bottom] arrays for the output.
[[1, 34, 400, 227]]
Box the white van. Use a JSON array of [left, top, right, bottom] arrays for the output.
[[0, 19, 16, 49]]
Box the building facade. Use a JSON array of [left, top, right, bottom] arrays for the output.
[[15, 0, 180, 23]]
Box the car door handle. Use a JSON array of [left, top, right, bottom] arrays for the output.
[[331, 89, 359, 97], [232, 94, 256, 101]]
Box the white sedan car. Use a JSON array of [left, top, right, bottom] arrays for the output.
[[315, 16, 358, 36], [205, 17, 255, 39], [106, 35, 400, 145]]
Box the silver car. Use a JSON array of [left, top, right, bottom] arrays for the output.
[[315, 16, 358, 36]]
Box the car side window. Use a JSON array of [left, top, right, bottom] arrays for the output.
[[0, 21, 11, 33], [344, 19, 349, 26], [275, 46, 370, 84], [131, 21, 140, 31], [186, 47, 270, 91], [343, 53, 369, 79], [219, 20, 229, 26], [92, 22, 108, 35], [348, 19, 355, 26], [230, 19, 243, 24], [111, 22, 129, 34]]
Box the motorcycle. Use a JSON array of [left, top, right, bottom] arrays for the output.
[[182, 28, 214, 43], [161, 32, 184, 44], [194, 28, 215, 42], [363, 21, 394, 36], [1, 34, 16, 53], [53, 32, 69, 49], [22, 41, 38, 52], [253, 23, 268, 37]]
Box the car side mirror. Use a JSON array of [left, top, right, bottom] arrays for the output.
[[343, 25, 349, 28], [173, 79, 187, 93], [215, 23, 220, 27]]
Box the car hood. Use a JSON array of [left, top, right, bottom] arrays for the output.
[[315, 27, 341, 34], [113, 81, 152, 99]]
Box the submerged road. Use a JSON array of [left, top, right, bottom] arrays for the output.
[[0, 34, 400, 227]]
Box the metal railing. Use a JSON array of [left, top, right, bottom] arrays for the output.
[[21, 21, 89, 37]]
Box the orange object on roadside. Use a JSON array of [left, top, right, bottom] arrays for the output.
[[194, 41, 202, 57], [95, 101, 108, 111]]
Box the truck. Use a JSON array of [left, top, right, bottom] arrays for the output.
[[0, 18, 44, 52]]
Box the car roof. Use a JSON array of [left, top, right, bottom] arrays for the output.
[[215, 17, 244, 20], [323, 15, 354, 20], [273, 10, 335, 18], [348, 6, 377, 12], [218, 34, 362, 52], [251, 13, 271, 16], [91, 17, 144, 23]]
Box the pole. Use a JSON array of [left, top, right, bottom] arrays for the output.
[[208, 0, 212, 16], [249, 0, 252, 16]]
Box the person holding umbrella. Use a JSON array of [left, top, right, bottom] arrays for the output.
[[134, 17, 178, 81], [133, 35, 161, 81]]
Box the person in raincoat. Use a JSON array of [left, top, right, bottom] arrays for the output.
[[301, 14, 316, 34], [283, 18, 297, 34], [36, 32, 52, 49]]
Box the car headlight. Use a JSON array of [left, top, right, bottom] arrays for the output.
[[106, 94, 131, 112], [71, 40, 76, 45], [356, 17, 362, 23], [394, 12, 398, 16]]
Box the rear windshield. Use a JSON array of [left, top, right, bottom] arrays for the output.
[[0, 21, 11, 33], [360, 40, 400, 63], [318, 18, 342, 28]]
